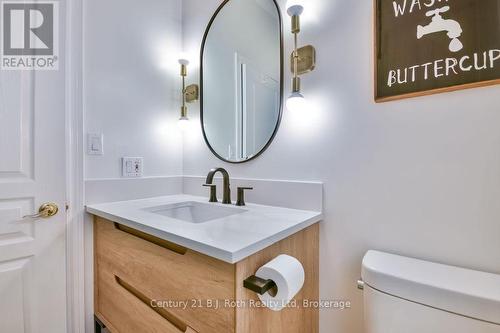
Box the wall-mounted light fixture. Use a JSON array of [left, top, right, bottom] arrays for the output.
[[178, 54, 199, 128], [285, 0, 316, 113]]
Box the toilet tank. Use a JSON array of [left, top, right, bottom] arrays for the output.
[[361, 251, 500, 333]]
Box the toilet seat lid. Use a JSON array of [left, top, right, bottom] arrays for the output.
[[362, 251, 500, 325]]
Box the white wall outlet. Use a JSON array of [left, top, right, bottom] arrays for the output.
[[87, 133, 104, 155], [122, 157, 143, 178]]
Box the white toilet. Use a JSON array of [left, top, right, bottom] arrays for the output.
[[361, 251, 500, 333]]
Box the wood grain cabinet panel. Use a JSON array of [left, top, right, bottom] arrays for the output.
[[96, 266, 193, 333], [235, 223, 319, 333], [94, 217, 235, 333], [93, 216, 319, 333]]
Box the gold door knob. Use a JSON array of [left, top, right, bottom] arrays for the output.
[[23, 203, 59, 219]]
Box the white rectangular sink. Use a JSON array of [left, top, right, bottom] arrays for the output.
[[144, 201, 246, 223]]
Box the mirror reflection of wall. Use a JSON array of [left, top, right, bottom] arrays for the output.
[[202, 0, 282, 163]]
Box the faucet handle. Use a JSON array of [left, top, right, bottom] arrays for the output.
[[236, 187, 253, 206], [426, 5, 449, 17], [203, 184, 218, 203]]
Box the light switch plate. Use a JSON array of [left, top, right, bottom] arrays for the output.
[[122, 157, 143, 178], [87, 133, 103, 155]]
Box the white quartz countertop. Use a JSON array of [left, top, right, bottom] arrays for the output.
[[86, 195, 322, 264]]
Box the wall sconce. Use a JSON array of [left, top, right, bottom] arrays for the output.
[[178, 54, 199, 128], [285, 0, 316, 113]]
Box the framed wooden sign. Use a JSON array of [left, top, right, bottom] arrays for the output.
[[375, 0, 500, 102]]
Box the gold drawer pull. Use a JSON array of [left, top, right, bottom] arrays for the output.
[[115, 276, 198, 333], [114, 223, 187, 255]]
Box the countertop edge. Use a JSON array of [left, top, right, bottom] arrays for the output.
[[86, 206, 323, 264], [229, 214, 322, 263]]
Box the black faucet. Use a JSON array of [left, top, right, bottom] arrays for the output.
[[205, 168, 232, 204]]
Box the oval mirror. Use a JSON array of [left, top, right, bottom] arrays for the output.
[[201, 0, 283, 163]]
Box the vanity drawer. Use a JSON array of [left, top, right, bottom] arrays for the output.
[[94, 217, 235, 333], [96, 266, 198, 333]]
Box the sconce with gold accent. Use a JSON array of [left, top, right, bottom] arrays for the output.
[[285, 0, 316, 112], [178, 55, 199, 127]]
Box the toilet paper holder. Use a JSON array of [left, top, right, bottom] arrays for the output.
[[243, 275, 277, 295]]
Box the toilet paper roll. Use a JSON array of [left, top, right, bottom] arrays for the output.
[[256, 254, 305, 311]]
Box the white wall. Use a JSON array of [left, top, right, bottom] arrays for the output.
[[182, 1, 500, 332], [83, 1, 183, 331], [84, 0, 184, 180]]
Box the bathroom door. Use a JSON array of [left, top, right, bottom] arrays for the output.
[[0, 12, 68, 333]]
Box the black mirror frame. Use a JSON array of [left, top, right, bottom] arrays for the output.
[[200, 0, 284, 164]]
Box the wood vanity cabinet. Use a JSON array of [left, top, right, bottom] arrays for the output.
[[93, 216, 319, 333]]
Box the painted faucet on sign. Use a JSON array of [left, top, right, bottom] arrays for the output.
[[417, 6, 463, 52]]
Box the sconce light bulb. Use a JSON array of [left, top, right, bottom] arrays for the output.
[[178, 116, 189, 130], [286, 0, 304, 16], [178, 52, 190, 66], [286, 92, 307, 113]]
